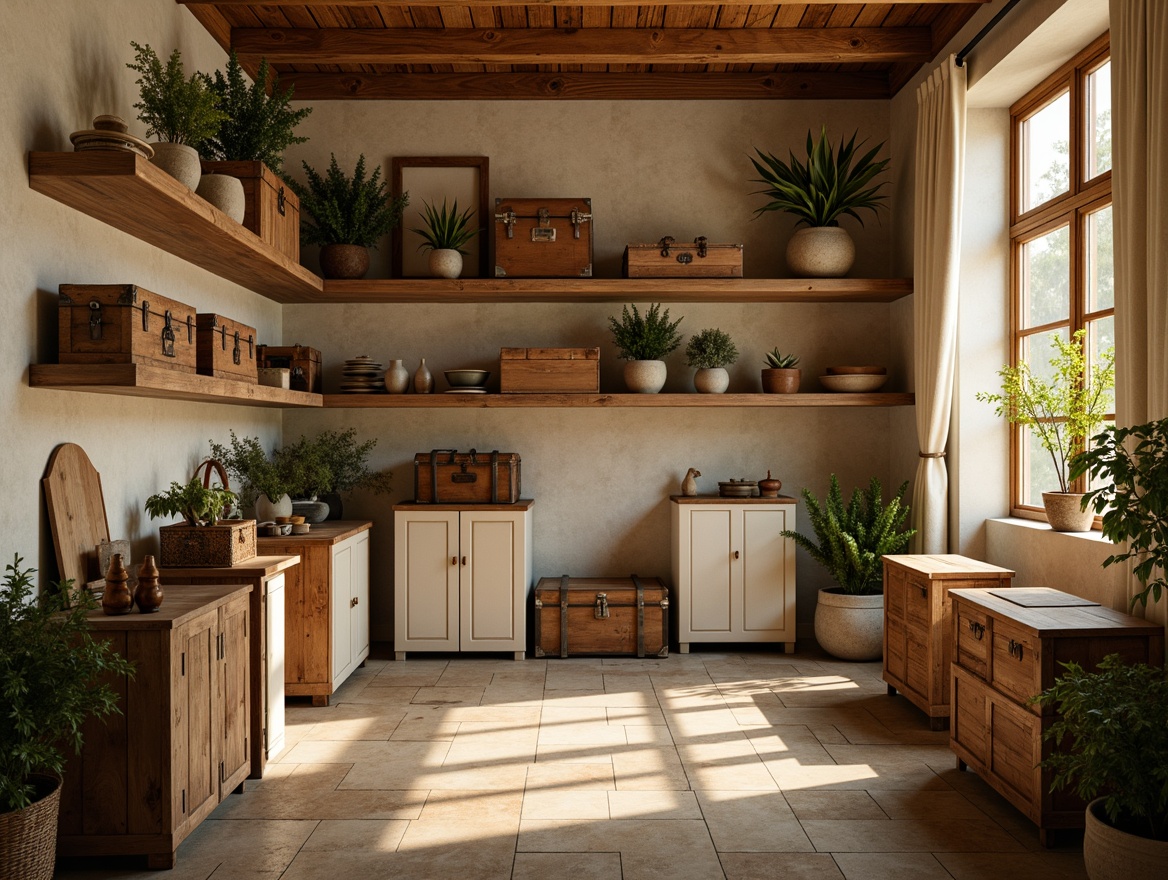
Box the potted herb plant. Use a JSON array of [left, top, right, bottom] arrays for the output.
[[781, 475, 914, 660], [411, 198, 479, 279], [684, 328, 739, 394], [977, 330, 1115, 532], [750, 126, 889, 277], [0, 555, 134, 880], [126, 41, 226, 191], [209, 431, 295, 521], [291, 428, 393, 520], [607, 302, 684, 393], [762, 347, 801, 394], [289, 153, 409, 279], [145, 476, 236, 526]]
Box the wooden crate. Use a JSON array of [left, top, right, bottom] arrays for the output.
[[493, 197, 593, 278], [413, 450, 521, 504], [500, 347, 599, 393], [196, 314, 257, 383], [623, 238, 743, 277], [58, 283, 196, 372], [256, 344, 322, 393], [200, 160, 300, 263], [534, 575, 670, 658], [159, 520, 257, 567]]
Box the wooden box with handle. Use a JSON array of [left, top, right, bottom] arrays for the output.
[[413, 449, 521, 504], [58, 283, 197, 372], [196, 313, 257, 383], [493, 197, 593, 278], [534, 575, 670, 658], [623, 236, 743, 278]]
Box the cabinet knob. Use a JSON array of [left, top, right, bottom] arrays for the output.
[[461, 556, 467, 566], [968, 620, 985, 640], [451, 556, 458, 566], [733, 550, 740, 560]]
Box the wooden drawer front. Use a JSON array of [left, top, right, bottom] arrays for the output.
[[955, 604, 989, 678], [988, 690, 1041, 819], [990, 617, 1040, 705], [885, 565, 906, 618], [951, 665, 987, 767], [904, 624, 930, 699], [904, 575, 931, 628], [885, 614, 907, 683]]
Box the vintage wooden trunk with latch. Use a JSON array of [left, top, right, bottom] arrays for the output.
[[196, 314, 257, 383], [534, 575, 670, 658], [493, 197, 593, 278], [200, 160, 301, 263], [58, 283, 197, 372], [623, 236, 744, 278], [256, 344, 322, 393], [414, 449, 522, 504]]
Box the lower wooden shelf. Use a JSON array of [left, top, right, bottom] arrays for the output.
[[323, 392, 915, 408]]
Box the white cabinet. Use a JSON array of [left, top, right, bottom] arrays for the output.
[[265, 572, 286, 762], [394, 501, 533, 660], [331, 529, 371, 687], [670, 496, 797, 653]]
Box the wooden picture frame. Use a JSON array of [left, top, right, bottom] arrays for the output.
[[391, 156, 490, 278]]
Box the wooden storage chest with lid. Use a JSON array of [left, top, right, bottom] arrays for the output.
[[256, 344, 322, 394], [500, 347, 599, 393], [200, 160, 300, 263], [493, 197, 593, 278], [196, 314, 257, 383], [414, 449, 521, 504], [58, 283, 196, 372], [534, 575, 670, 658], [623, 237, 743, 277]]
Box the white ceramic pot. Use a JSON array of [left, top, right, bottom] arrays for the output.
[[786, 226, 856, 278], [814, 588, 884, 661], [149, 142, 201, 191], [428, 249, 463, 279], [196, 173, 246, 223], [623, 360, 667, 394], [254, 492, 292, 522], [1084, 797, 1168, 880], [1042, 492, 1094, 532], [693, 367, 729, 394]]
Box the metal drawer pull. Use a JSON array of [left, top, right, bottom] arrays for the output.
[[967, 620, 985, 640], [1008, 638, 1024, 660]]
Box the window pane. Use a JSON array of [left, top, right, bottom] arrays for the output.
[[1021, 226, 1071, 328], [1086, 420, 1115, 494], [1022, 326, 1070, 386], [1021, 425, 1062, 505], [1021, 91, 1070, 212], [1087, 61, 1112, 178], [1087, 314, 1116, 413], [1086, 204, 1114, 311]]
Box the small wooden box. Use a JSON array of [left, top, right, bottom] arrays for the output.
[[196, 314, 257, 383], [413, 450, 521, 504], [159, 520, 257, 568], [534, 576, 670, 658], [494, 197, 593, 278], [58, 283, 196, 372], [623, 238, 744, 277], [500, 347, 599, 393], [256, 344, 322, 393], [200, 160, 300, 263]]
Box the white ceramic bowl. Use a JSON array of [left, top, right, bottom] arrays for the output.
[[445, 369, 490, 388], [820, 373, 888, 393]]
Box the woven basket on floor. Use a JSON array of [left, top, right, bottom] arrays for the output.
[[0, 773, 62, 880]]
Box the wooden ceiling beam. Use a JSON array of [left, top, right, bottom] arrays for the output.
[[278, 70, 892, 101], [182, 1, 988, 6], [232, 26, 933, 65]]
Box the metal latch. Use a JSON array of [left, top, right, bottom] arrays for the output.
[[532, 207, 556, 242], [496, 210, 518, 239], [88, 301, 103, 340], [594, 593, 610, 619], [570, 208, 592, 240], [658, 236, 676, 257], [695, 235, 708, 258], [277, 186, 286, 217], [232, 330, 241, 366], [161, 309, 176, 358]]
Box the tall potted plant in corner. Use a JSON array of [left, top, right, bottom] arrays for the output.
[[685, 328, 739, 394], [977, 330, 1115, 532], [289, 153, 409, 279], [781, 475, 914, 660], [750, 126, 889, 277], [607, 302, 684, 394], [0, 556, 135, 880], [411, 198, 479, 279]]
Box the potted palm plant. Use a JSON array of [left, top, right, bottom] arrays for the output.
[[762, 347, 801, 393], [607, 303, 684, 393], [0, 555, 134, 880], [750, 126, 889, 277], [781, 475, 914, 660], [411, 198, 479, 279], [684, 328, 739, 394]]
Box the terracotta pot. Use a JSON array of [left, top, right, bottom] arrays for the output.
[[623, 360, 667, 394], [196, 173, 245, 223], [0, 773, 61, 880], [814, 587, 883, 661], [761, 368, 801, 393], [428, 248, 463, 278], [785, 226, 856, 277], [1042, 491, 1094, 532], [1084, 797, 1168, 880], [319, 244, 371, 279], [149, 142, 201, 191], [693, 367, 729, 394]]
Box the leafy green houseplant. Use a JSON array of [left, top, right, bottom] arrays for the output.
[[685, 328, 738, 394], [209, 431, 294, 510], [762, 347, 801, 394], [144, 477, 236, 526], [411, 198, 479, 279], [608, 303, 685, 394], [765, 348, 800, 369], [126, 42, 225, 147]]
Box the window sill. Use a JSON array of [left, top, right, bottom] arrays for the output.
[[988, 517, 1113, 546]]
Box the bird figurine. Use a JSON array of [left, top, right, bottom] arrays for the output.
[[682, 467, 701, 496]]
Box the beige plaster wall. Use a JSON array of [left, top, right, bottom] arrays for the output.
[[2, 0, 282, 583]]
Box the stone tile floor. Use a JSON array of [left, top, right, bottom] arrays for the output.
[[55, 646, 1088, 879]]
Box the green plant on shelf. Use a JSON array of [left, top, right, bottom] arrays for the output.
[[126, 41, 226, 145], [607, 303, 684, 361], [144, 476, 236, 526], [764, 347, 800, 368], [290, 153, 409, 248], [411, 198, 479, 254], [685, 328, 739, 370]]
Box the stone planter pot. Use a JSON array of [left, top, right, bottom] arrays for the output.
[[814, 587, 883, 661], [319, 244, 371, 279], [149, 142, 201, 191], [693, 367, 729, 394], [428, 248, 463, 278], [1042, 491, 1094, 532], [0, 772, 61, 880], [254, 492, 292, 523], [291, 498, 330, 523], [1084, 797, 1168, 880], [761, 368, 801, 394], [196, 173, 245, 223], [786, 226, 856, 278], [623, 360, 667, 394]]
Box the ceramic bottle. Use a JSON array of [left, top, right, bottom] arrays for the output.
[[134, 554, 164, 612], [414, 358, 434, 393], [385, 359, 410, 394]]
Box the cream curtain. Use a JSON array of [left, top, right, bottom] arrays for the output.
[[910, 57, 967, 554], [1110, 0, 1168, 627]]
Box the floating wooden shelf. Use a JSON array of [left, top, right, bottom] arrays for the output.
[[29, 364, 322, 408], [322, 392, 915, 408]]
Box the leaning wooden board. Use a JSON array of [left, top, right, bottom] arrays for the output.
[[534, 575, 670, 658], [42, 443, 110, 586]]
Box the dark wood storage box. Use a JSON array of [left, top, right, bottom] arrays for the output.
[[200, 160, 300, 263], [414, 450, 521, 504], [159, 520, 257, 568], [58, 283, 196, 372], [500, 347, 600, 393], [256, 344, 322, 393], [494, 197, 593, 278], [534, 575, 670, 658], [623, 238, 744, 278], [196, 314, 257, 383]]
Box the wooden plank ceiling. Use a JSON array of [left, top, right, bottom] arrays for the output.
[[177, 1, 987, 99]]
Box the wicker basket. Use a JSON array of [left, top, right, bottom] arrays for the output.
[[0, 773, 61, 880]]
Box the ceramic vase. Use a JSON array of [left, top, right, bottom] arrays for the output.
[[414, 358, 434, 393], [623, 360, 667, 394], [255, 492, 293, 522], [319, 244, 371, 279], [693, 367, 729, 394], [428, 249, 463, 279], [101, 553, 133, 615], [786, 226, 856, 277], [134, 555, 164, 613], [196, 173, 246, 223], [385, 359, 410, 393], [149, 142, 201, 191]]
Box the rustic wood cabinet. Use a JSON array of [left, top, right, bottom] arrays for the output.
[[57, 584, 251, 869], [393, 501, 533, 660], [257, 522, 371, 706], [882, 554, 1014, 730], [948, 587, 1164, 844], [670, 496, 797, 653]]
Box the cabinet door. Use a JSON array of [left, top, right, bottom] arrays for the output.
[[740, 507, 794, 639], [265, 574, 286, 761], [220, 592, 250, 791], [175, 608, 219, 827], [350, 531, 371, 665], [331, 540, 354, 682], [684, 507, 736, 638], [395, 510, 459, 651], [460, 510, 526, 651]]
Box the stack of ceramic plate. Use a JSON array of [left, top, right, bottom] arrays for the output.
[[341, 355, 385, 393], [719, 480, 758, 498], [69, 115, 154, 159]]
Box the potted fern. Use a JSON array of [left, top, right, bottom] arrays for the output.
[[607, 303, 684, 393], [761, 347, 801, 394], [411, 198, 479, 279], [684, 328, 739, 394], [750, 126, 889, 277], [781, 475, 914, 660]]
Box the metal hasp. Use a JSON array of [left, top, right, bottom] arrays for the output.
[[570, 207, 591, 240], [88, 301, 103, 340], [496, 210, 517, 239], [594, 593, 610, 619]]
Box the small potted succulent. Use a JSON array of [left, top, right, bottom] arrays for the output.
[[684, 328, 739, 394], [761, 347, 801, 394], [411, 198, 479, 279], [607, 303, 684, 393]]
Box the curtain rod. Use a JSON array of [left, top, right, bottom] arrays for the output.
[[955, 0, 1026, 68]]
